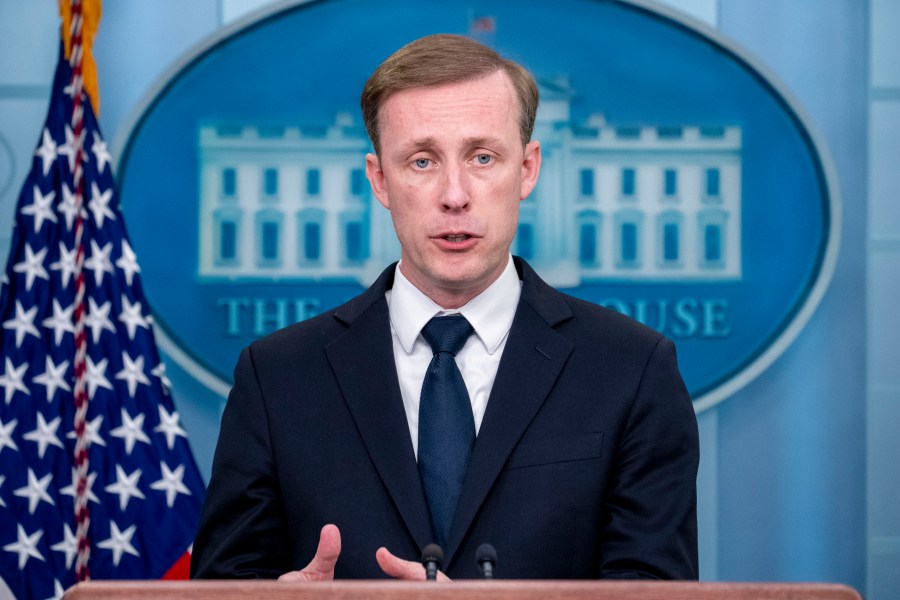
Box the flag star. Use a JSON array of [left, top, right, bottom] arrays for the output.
[[12, 244, 50, 292], [42, 298, 75, 345], [23, 412, 64, 459], [65, 414, 105, 448], [50, 524, 78, 570], [59, 467, 100, 504], [88, 182, 115, 228], [151, 462, 191, 508], [84, 240, 114, 286], [115, 239, 141, 286], [13, 468, 55, 514], [3, 301, 41, 348], [151, 362, 172, 394], [46, 579, 66, 600], [110, 408, 151, 455], [115, 352, 151, 398], [0, 358, 29, 404], [0, 418, 18, 453], [105, 464, 145, 511], [97, 521, 140, 567], [32, 356, 71, 402], [154, 405, 187, 450], [20, 186, 58, 233], [57, 124, 87, 173], [84, 297, 116, 343], [0, 475, 5, 507], [50, 243, 78, 289], [119, 296, 149, 340], [34, 128, 57, 176], [92, 136, 112, 173], [85, 355, 114, 398], [57, 182, 87, 231], [3, 524, 44, 569]]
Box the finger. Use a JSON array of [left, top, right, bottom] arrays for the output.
[[278, 524, 341, 582], [375, 547, 451, 582]]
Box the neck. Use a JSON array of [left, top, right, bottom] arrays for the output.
[[398, 262, 506, 310]]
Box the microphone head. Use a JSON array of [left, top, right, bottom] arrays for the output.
[[476, 543, 497, 564], [421, 543, 444, 566]]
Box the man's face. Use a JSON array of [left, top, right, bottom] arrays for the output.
[[366, 70, 541, 308]]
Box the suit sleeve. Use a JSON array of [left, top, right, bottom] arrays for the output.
[[191, 345, 293, 579], [599, 336, 700, 580]]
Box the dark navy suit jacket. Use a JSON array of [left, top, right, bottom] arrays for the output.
[[191, 258, 699, 579]]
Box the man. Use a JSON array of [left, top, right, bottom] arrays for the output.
[[191, 34, 699, 581]]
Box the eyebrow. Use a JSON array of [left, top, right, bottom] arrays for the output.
[[397, 136, 508, 155]]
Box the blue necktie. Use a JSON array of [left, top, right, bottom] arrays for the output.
[[418, 314, 475, 548]]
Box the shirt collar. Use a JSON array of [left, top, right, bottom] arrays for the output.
[[387, 255, 521, 355]]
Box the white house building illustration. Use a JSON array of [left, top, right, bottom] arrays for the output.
[[197, 81, 742, 287]]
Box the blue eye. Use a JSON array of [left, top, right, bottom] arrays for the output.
[[476, 154, 492, 165], [414, 158, 430, 169]]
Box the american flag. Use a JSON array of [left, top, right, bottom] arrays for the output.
[[0, 40, 205, 600], [469, 15, 496, 34]]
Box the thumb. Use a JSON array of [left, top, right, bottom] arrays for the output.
[[278, 524, 341, 582]]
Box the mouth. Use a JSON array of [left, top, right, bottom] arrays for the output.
[[433, 232, 478, 250]]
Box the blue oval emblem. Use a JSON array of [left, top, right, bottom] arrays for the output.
[[118, 0, 839, 412]]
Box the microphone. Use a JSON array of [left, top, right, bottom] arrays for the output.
[[476, 543, 497, 579], [421, 543, 443, 581]]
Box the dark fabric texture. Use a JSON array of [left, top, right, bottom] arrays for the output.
[[191, 258, 700, 580]]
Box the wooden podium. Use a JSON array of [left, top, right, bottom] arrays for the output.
[[62, 580, 862, 599]]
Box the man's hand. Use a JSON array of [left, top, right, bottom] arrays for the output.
[[375, 547, 452, 581], [277, 524, 341, 582]]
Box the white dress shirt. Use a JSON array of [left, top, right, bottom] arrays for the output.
[[385, 255, 521, 457]]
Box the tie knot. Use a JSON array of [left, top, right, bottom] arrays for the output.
[[421, 315, 473, 356]]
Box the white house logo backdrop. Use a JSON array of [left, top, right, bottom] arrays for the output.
[[117, 0, 839, 411]]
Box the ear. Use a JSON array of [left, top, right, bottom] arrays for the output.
[[366, 153, 391, 210], [519, 140, 541, 200]]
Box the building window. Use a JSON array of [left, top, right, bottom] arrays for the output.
[[350, 169, 365, 196], [346, 222, 362, 262], [698, 209, 728, 269], [297, 209, 325, 265], [621, 168, 636, 197], [621, 223, 637, 262], [577, 210, 601, 267], [580, 223, 597, 264], [304, 223, 320, 260], [341, 211, 369, 264], [516, 223, 534, 260], [657, 211, 683, 267], [263, 168, 278, 197], [663, 223, 679, 262], [256, 210, 282, 267], [706, 168, 721, 197], [222, 168, 236, 197], [261, 222, 279, 260], [307, 169, 321, 196], [579, 169, 594, 197], [664, 169, 678, 198], [213, 208, 242, 267], [220, 221, 237, 260], [705, 225, 721, 262], [615, 210, 643, 268]]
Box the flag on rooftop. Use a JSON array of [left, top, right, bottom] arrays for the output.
[[0, 2, 204, 598]]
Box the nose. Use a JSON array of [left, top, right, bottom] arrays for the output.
[[440, 164, 470, 211]]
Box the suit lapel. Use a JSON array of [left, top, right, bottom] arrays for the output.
[[325, 266, 433, 551], [444, 259, 574, 565]]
